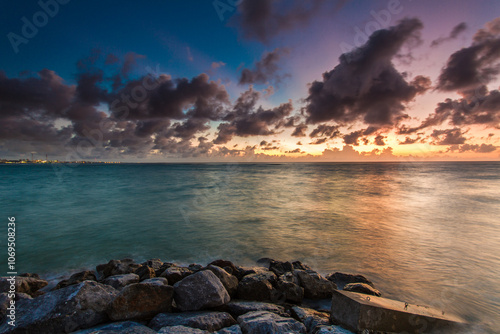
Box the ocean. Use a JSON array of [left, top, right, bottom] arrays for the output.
[[1, 162, 499, 331]]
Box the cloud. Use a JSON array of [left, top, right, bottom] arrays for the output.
[[239, 48, 290, 86], [342, 127, 379, 145], [431, 22, 467, 47], [305, 18, 430, 126], [431, 128, 467, 145], [437, 18, 500, 91], [309, 124, 340, 138], [291, 123, 307, 137], [213, 87, 294, 144], [374, 135, 386, 146], [233, 0, 348, 43], [400, 86, 500, 133], [286, 148, 304, 154], [453, 143, 497, 153]]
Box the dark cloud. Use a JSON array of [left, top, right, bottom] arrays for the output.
[[239, 48, 290, 85], [431, 128, 467, 145], [234, 0, 347, 43], [437, 18, 500, 91], [400, 87, 500, 133], [213, 88, 293, 144], [431, 22, 467, 47], [343, 127, 378, 146], [399, 136, 421, 145], [374, 135, 386, 146], [305, 18, 430, 126], [454, 143, 497, 153], [309, 138, 327, 145], [291, 123, 308, 137], [309, 124, 340, 138], [286, 148, 304, 154]]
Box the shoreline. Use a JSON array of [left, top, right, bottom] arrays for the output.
[[0, 257, 474, 334]]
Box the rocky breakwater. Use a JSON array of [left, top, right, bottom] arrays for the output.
[[0, 258, 466, 334]]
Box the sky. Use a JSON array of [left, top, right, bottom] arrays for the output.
[[1, 0, 500, 162]]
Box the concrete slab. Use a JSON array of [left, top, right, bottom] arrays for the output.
[[331, 289, 468, 333]]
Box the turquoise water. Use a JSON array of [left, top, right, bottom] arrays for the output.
[[1, 162, 499, 331]]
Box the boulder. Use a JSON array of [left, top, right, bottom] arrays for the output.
[[276, 273, 304, 304], [216, 325, 243, 334], [326, 272, 373, 290], [295, 270, 336, 299], [143, 258, 164, 271], [19, 273, 40, 279], [107, 282, 174, 321], [0, 293, 9, 319], [158, 326, 209, 334], [209, 260, 239, 276], [292, 261, 312, 271], [291, 306, 330, 333], [0, 281, 117, 333], [205, 265, 239, 296], [269, 260, 293, 276], [226, 301, 289, 318], [141, 277, 169, 286], [135, 265, 156, 281], [96, 259, 141, 279], [188, 264, 204, 272], [173, 270, 230, 311], [343, 283, 381, 296], [315, 325, 354, 334], [237, 311, 307, 334], [15, 293, 32, 301], [103, 274, 140, 290], [156, 263, 175, 277], [0, 276, 48, 296], [234, 267, 269, 281], [71, 320, 156, 333], [236, 271, 278, 302], [54, 270, 97, 290], [160, 266, 193, 285], [149, 311, 236, 332]]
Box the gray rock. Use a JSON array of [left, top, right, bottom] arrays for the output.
[[96, 259, 141, 279], [216, 324, 242, 334], [205, 265, 239, 296], [135, 265, 156, 281], [174, 270, 230, 311], [237, 311, 306, 334], [71, 320, 156, 333], [209, 260, 239, 276], [0, 293, 10, 319], [160, 266, 193, 285], [158, 325, 209, 333], [291, 306, 330, 333], [226, 301, 289, 318], [107, 283, 174, 321], [295, 270, 336, 299], [156, 263, 175, 277], [15, 293, 32, 301], [236, 271, 277, 302], [103, 274, 140, 290], [188, 264, 204, 272], [143, 258, 163, 271], [292, 261, 312, 271], [276, 273, 304, 304], [314, 325, 354, 334], [0, 281, 118, 333], [55, 270, 97, 290], [141, 277, 169, 286], [269, 260, 293, 276], [149, 311, 236, 331], [325, 272, 373, 290], [342, 283, 381, 296], [0, 276, 48, 296]]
